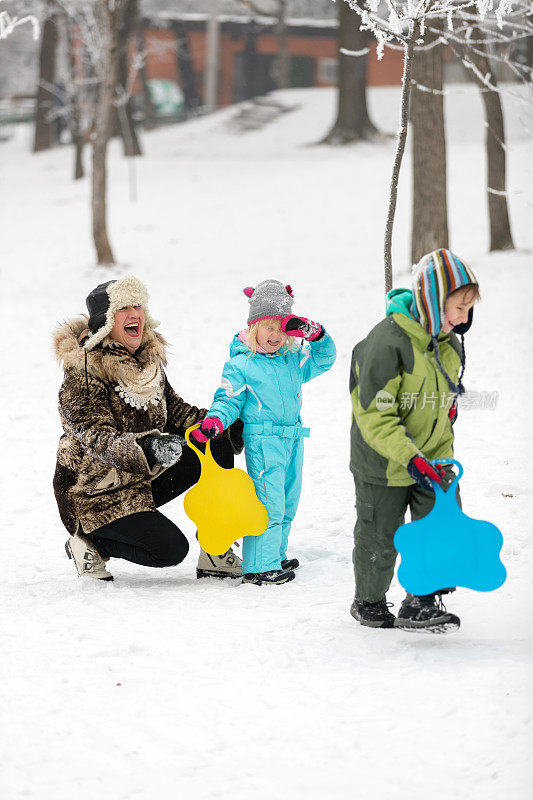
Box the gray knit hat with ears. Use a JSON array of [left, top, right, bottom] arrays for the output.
[[243, 280, 294, 325]]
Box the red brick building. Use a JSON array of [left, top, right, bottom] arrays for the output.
[[138, 13, 404, 110]]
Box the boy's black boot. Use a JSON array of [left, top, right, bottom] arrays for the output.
[[350, 597, 396, 628], [242, 569, 295, 586], [394, 592, 460, 633], [281, 558, 299, 571]]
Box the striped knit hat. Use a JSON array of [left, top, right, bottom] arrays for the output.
[[411, 249, 478, 395], [412, 249, 478, 336]]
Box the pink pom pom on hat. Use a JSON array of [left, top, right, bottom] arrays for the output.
[[243, 280, 295, 325]]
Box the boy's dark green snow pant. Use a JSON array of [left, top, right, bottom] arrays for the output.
[[352, 468, 460, 603]]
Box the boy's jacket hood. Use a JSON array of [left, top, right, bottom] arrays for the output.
[[53, 316, 168, 383], [386, 291, 451, 349], [386, 288, 415, 319]]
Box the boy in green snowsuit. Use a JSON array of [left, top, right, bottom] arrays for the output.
[[349, 249, 480, 633]]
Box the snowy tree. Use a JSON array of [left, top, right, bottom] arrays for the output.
[[342, 0, 523, 293], [458, 30, 516, 251], [116, 0, 142, 157], [90, 0, 123, 265], [434, 8, 533, 251], [33, 0, 58, 152], [409, 5, 532, 257], [322, 0, 379, 143], [409, 4, 531, 258], [39, 0, 147, 263], [56, 2, 89, 178], [409, 19, 448, 263]]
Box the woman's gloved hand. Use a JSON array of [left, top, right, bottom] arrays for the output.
[[139, 432, 184, 469], [407, 455, 445, 492], [281, 314, 323, 341], [191, 416, 224, 444], [226, 418, 244, 455]]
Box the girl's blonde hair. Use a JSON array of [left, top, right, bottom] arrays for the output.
[[246, 318, 300, 357]]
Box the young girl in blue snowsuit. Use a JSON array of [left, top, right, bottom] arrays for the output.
[[192, 280, 336, 585]]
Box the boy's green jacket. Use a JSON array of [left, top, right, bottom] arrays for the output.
[[350, 288, 462, 486]]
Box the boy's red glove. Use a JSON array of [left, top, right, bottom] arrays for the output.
[[281, 314, 323, 342], [449, 401, 458, 425], [407, 456, 446, 492], [191, 416, 224, 443]]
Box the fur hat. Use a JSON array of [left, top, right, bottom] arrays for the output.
[[84, 275, 159, 351], [243, 280, 294, 325]]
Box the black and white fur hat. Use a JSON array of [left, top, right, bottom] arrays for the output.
[[84, 275, 159, 351]]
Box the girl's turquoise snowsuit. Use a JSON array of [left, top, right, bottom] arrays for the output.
[[207, 331, 336, 573]]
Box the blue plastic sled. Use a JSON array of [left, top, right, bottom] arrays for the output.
[[394, 459, 506, 595]]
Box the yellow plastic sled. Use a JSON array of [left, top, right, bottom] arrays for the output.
[[183, 424, 269, 556]]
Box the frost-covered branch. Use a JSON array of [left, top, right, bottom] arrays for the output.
[[339, 0, 523, 289], [0, 0, 39, 39], [344, 0, 522, 59]]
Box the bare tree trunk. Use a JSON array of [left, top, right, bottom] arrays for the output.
[[276, 1, 289, 90], [248, 0, 288, 90], [243, 22, 259, 100], [173, 20, 201, 111], [33, 0, 58, 152], [321, 0, 378, 143], [74, 136, 84, 179], [59, 11, 85, 179], [384, 33, 415, 294], [117, 0, 142, 157], [482, 90, 514, 251], [135, 15, 158, 129], [410, 27, 448, 264], [460, 38, 514, 251], [92, 0, 120, 266]]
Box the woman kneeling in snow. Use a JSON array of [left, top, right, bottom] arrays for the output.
[[53, 275, 243, 582]]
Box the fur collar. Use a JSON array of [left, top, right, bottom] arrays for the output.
[[53, 316, 168, 384]]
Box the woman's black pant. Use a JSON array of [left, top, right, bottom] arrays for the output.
[[92, 438, 233, 568]]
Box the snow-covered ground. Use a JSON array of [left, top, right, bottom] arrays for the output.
[[1, 86, 532, 800]]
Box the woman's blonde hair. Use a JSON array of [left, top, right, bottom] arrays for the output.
[[246, 318, 299, 356]]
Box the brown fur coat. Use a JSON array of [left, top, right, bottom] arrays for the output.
[[53, 316, 207, 535]]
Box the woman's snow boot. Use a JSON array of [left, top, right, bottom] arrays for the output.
[[196, 547, 242, 579], [394, 593, 460, 633], [65, 534, 113, 581], [350, 597, 395, 628], [242, 569, 295, 585]]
